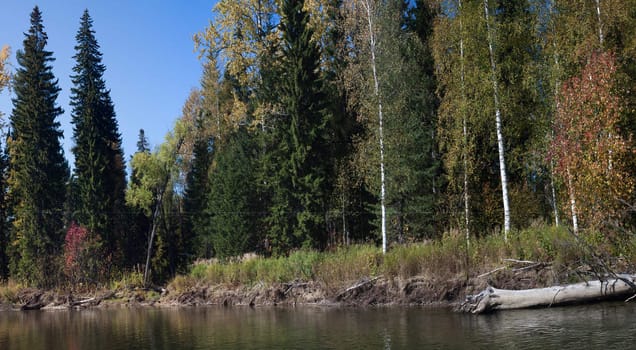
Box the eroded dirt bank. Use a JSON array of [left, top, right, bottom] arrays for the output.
[[0, 268, 558, 311]]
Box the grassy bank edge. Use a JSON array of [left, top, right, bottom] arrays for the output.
[[1, 224, 634, 306], [168, 225, 636, 298]]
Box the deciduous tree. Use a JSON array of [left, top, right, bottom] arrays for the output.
[[551, 52, 633, 233]]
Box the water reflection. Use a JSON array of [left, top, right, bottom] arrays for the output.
[[0, 302, 634, 349]]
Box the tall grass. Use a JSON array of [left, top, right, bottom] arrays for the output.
[[0, 280, 23, 303], [169, 224, 635, 293]]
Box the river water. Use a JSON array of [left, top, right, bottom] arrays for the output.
[[0, 302, 634, 349]]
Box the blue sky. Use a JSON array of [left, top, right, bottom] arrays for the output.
[[0, 0, 216, 164]]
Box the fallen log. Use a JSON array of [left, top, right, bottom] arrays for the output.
[[336, 276, 380, 300], [460, 274, 636, 314]]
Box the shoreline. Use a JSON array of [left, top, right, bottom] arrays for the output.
[[0, 271, 533, 312], [3, 267, 634, 313]]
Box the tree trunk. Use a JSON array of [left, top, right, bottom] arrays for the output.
[[548, 0, 560, 227], [483, 0, 511, 239], [459, 0, 470, 249], [362, 0, 388, 254], [143, 189, 164, 286], [460, 275, 636, 313], [566, 167, 579, 234], [595, 0, 604, 46]]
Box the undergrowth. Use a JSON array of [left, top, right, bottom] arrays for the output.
[[168, 224, 636, 293]]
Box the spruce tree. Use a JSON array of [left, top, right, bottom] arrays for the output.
[[206, 127, 257, 258], [136, 129, 150, 153], [70, 10, 126, 265], [265, 0, 330, 252], [0, 144, 8, 280], [183, 130, 213, 258], [8, 7, 68, 286]]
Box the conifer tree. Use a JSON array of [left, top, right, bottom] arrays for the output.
[[0, 46, 9, 279], [8, 7, 68, 286], [184, 132, 213, 257], [206, 127, 258, 258], [0, 145, 8, 280], [70, 10, 127, 267], [136, 129, 150, 153], [264, 0, 330, 252]]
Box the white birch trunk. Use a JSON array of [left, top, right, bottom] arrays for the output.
[[549, 0, 560, 227], [361, 0, 387, 254], [593, 0, 614, 173], [566, 167, 579, 234], [461, 275, 636, 313], [595, 0, 604, 46], [459, 0, 470, 249], [550, 165, 560, 226], [483, 0, 511, 239]]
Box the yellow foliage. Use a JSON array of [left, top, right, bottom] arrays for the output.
[[0, 45, 9, 91]]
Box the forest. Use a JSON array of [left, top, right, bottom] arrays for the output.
[[0, 0, 634, 289]]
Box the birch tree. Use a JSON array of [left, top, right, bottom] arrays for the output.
[[126, 116, 191, 284], [551, 52, 633, 233], [433, 0, 472, 246], [342, 0, 388, 253], [483, 0, 510, 239], [194, 0, 280, 132]]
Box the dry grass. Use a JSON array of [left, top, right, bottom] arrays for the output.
[[168, 224, 634, 293], [0, 280, 24, 303]]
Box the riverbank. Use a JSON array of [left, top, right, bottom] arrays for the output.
[[1, 225, 634, 311]]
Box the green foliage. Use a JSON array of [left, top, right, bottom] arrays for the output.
[[187, 250, 322, 286], [262, 0, 332, 252], [0, 145, 9, 281], [7, 7, 68, 287], [206, 127, 258, 259], [70, 10, 127, 267]]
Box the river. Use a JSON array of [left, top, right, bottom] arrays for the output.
[[1, 302, 634, 349]]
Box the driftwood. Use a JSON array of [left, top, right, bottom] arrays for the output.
[[69, 290, 116, 308], [477, 259, 550, 279], [18, 290, 117, 311], [460, 274, 636, 314], [18, 290, 44, 311], [336, 276, 380, 300]]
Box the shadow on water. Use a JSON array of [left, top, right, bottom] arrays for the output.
[[0, 302, 634, 349]]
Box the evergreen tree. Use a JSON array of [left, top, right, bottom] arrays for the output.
[[0, 144, 8, 280], [383, 0, 439, 240], [265, 0, 330, 253], [206, 127, 258, 258], [70, 10, 127, 267], [8, 7, 68, 286], [184, 133, 213, 258], [136, 129, 150, 153]]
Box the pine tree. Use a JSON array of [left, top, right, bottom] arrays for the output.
[[8, 7, 69, 286], [70, 10, 126, 268]]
